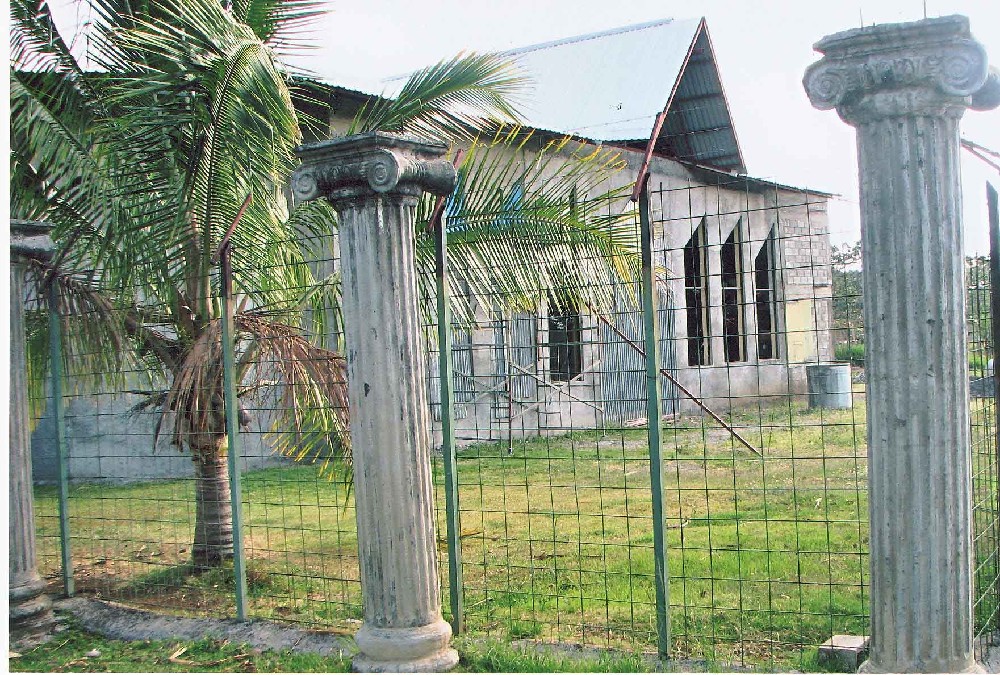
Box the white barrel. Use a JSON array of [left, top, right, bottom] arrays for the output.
[[806, 363, 853, 409]]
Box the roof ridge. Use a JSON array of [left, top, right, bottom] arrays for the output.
[[501, 17, 689, 57]]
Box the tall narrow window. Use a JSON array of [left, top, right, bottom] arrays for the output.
[[549, 293, 583, 381], [684, 220, 711, 366], [721, 220, 747, 363], [755, 227, 780, 359]]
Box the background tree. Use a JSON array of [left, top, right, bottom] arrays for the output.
[[830, 240, 864, 363]]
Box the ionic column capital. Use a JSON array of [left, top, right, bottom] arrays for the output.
[[292, 132, 457, 210], [803, 15, 998, 125]]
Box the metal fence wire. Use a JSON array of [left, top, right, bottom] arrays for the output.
[[28, 175, 1000, 671], [970, 250, 1000, 660]]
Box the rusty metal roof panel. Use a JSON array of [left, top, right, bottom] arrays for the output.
[[660, 28, 744, 170]]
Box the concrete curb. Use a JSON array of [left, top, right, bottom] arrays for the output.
[[55, 597, 355, 658]]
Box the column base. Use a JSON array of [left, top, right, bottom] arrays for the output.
[[859, 657, 984, 673], [353, 619, 458, 673], [9, 576, 54, 642], [352, 648, 459, 673]]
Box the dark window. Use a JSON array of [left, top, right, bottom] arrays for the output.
[[452, 327, 475, 403], [549, 294, 583, 381], [721, 220, 747, 363], [755, 227, 780, 360], [684, 220, 711, 366]]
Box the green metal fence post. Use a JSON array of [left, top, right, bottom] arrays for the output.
[[219, 243, 248, 621], [639, 181, 670, 658], [436, 214, 464, 634], [48, 293, 74, 597], [987, 181, 1000, 633]]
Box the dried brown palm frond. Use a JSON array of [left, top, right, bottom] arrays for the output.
[[237, 314, 351, 475], [23, 259, 173, 421], [155, 313, 350, 476]]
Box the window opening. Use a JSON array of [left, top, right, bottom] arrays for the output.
[[721, 219, 747, 363], [549, 293, 583, 381], [684, 219, 711, 366], [755, 226, 781, 359]]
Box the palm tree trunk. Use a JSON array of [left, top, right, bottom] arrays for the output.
[[191, 442, 233, 565]]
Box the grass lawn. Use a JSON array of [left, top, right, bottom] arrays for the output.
[[9, 616, 352, 673], [8, 614, 656, 673], [34, 396, 877, 671]]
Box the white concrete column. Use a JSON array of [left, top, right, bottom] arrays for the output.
[[805, 16, 999, 674], [292, 133, 458, 672], [9, 221, 56, 642]]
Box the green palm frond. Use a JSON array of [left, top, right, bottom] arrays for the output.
[[11, 0, 331, 432], [350, 52, 527, 141], [230, 0, 326, 53], [10, 0, 94, 84], [413, 129, 638, 330]]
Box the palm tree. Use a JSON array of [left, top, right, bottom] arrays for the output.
[[13, 0, 355, 564], [12, 0, 639, 567]]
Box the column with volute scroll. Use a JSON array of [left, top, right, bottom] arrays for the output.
[[292, 133, 458, 672], [804, 15, 999, 673]]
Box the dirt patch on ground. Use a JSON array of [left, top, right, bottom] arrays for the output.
[[55, 597, 354, 658]]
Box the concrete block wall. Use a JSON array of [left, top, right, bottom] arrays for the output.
[[31, 390, 295, 485]]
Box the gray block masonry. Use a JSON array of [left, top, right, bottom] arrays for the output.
[[31, 391, 294, 485]]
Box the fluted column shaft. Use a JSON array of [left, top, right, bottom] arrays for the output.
[[292, 133, 458, 672], [10, 221, 55, 642], [860, 111, 973, 672], [340, 194, 444, 631], [805, 15, 999, 673]]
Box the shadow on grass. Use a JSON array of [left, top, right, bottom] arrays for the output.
[[117, 560, 278, 598], [117, 561, 203, 596]]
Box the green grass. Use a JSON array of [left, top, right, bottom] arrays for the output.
[[8, 616, 661, 673], [34, 394, 990, 670], [455, 638, 654, 672], [10, 615, 352, 673]]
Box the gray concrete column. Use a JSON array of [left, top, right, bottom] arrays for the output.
[[9, 220, 56, 642], [292, 133, 458, 672], [804, 16, 999, 674]]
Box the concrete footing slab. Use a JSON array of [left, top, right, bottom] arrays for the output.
[[817, 634, 869, 672]]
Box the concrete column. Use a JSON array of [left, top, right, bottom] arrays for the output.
[[292, 133, 458, 672], [804, 16, 999, 673], [9, 220, 56, 642]]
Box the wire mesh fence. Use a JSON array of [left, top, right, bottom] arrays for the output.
[[26, 173, 1000, 671], [30, 273, 239, 618], [644, 180, 867, 668], [424, 191, 665, 654], [970, 248, 1000, 661]]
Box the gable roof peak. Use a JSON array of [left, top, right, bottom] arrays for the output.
[[496, 16, 745, 172]]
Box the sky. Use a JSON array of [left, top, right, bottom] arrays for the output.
[[46, 0, 1000, 251]]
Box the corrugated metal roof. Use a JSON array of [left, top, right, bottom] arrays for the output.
[[497, 18, 700, 143], [381, 17, 746, 173]]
